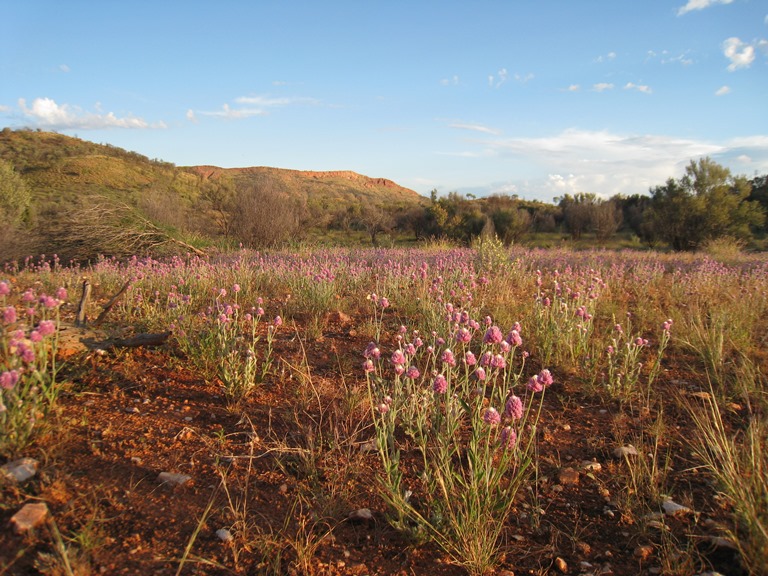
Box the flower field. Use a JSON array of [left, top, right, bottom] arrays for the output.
[[1, 243, 767, 575]]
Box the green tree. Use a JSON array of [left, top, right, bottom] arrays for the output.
[[0, 159, 31, 226]]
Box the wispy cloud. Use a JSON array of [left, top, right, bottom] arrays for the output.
[[677, 0, 734, 16], [646, 50, 694, 66], [514, 72, 534, 84], [624, 82, 652, 94], [189, 94, 321, 121], [58, 64, 70, 73], [715, 85, 731, 96], [449, 122, 501, 135], [440, 75, 460, 86], [563, 84, 580, 92], [592, 83, 614, 92], [488, 68, 508, 88], [723, 37, 756, 70], [595, 51, 617, 63], [452, 128, 768, 200], [15, 97, 164, 130]]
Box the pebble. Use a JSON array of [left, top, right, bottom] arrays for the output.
[[662, 499, 692, 517], [580, 460, 602, 472], [125, 406, 140, 414], [215, 528, 233, 542], [554, 556, 568, 573], [348, 508, 374, 522], [1, 457, 39, 483], [157, 472, 191, 486], [562, 423, 571, 431], [558, 467, 580, 485], [613, 445, 638, 458], [10, 502, 49, 534], [633, 544, 654, 561]]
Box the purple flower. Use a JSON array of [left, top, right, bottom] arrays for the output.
[[362, 359, 375, 373], [380, 297, 390, 309], [256, 307, 265, 316], [662, 319, 673, 332], [433, 374, 448, 394], [273, 316, 283, 327], [491, 354, 506, 369], [505, 395, 524, 420], [455, 327, 472, 344], [483, 407, 501, 426], [500, 426, 517, 449], [22, 289, 35, 303], [465, 351, 477, 366], [55, 287, 67, 301], [506, 329, 522, 347], [0, 281, 9, 296], [473, 367, 486, 381], [405, 365, 420, 379], [441, 348, 456, 367], [483, 325, 504, 345], [537, 369, 554, 387], [0, 370, 20, 390], [218, 288, 227, 298], [391, 349, 407, 366], [3, 306, 16, 325], [527, 375, 543, 393], [20, 343, 35, 364], [377, 402, 390, 414], [479, 351, 493, 367], [233, 283, 241, 293], [30, 330, 42, 343]]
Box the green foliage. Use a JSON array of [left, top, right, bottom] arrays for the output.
[[0, 159, 31, 225]]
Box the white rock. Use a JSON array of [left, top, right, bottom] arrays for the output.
[[580, 460, 602, 472], [348, 508, 374, 522], [10, 502, 49, 534], [1, 458, 39, 483], [216, 528, 233, 542], [662, 499, 692, 517], [613, 445, 638, 458], [157, 472, 191, 486]]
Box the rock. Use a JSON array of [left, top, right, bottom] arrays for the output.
[[157, 472, 191, 486], [613, 445, 638, 458], [328, 310, 352, 324], [558, 467, 580, 485], [10, 502, 49, 534], [706, 536, 738, 550], [662, 499, 692, 517], [1, 457, 39, 483], [125, 406, 140, 414], [348, 508, 374, 522], [215, 528, 233, 542], [580, 460, 602, 472], [633, 544, 654, 561], [554, 556, 568, 573]]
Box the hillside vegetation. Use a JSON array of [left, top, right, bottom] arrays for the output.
[[1, 128, 767, 263]]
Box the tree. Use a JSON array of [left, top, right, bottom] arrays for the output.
[[592, 198, 623, 243], [647, 158, 764, 250], [230, 184, 305, 248], [558, 193, 598, 240], [0, 159, 31, 226]]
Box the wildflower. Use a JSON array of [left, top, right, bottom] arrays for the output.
[[55, 287, 67, 300], [244, 313, 252, 322], [0, 369, 20, 390], [500, 340, 511, 354], [378, 402, 390, 414], [233, 283, 241, 293], [491, 354, 506, 369], [22, 289, 35, 303], [662, 319, 673, 332], [479, 351, 493, 366], [405, 343, 417, 356], [3, 306, 16, 325], [455, 327, 472, 344], [465, 351, 476, 366], [433, 374, 448, 394], [527, 375, 543, 393], [399, 325, 407, 334], [394, 364, 405, 376], [483, 407, 501, 426], [483, 325, 504, 345], [362, 359, 375, 373], [413, 337, 424, 348], [391, 350, 407, 366], [441, 348, 456, 367], [635, 337, 648, 347], [218, 288, 227, 298], [30, 330, 42, 343], [505, 395, 524, 420], [380, 297, 390, 309], [19, 343, 35, 364], [500, 426, 517, 449], [607, 345, 615, 355], [0, 281, 9, 296], [256, 306, 265, 316], [506, 329, 522, 347], [405, 365, 420, 379], [473, 367, 486, 381], [537, 369, 554, 387], [273, 316, 283, 327]]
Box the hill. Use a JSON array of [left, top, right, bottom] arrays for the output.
[[0, 128, 427, 261]]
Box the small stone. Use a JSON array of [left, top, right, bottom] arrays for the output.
[[580, 460, 602, 472], [278, 483, 288, 494], [634, 545, 654, 561], [706, 536, 738, 550], [559, 467, 580, 485], [649, 568, 662, 575], [562, 423, 571, 431], [10, 502, 49, 534], [215, 528, 233, 542], [579, 561, 594, 571], [125, 406, 140, 414], [554, 556, 568, 573], [662, 499, 692, 517], [613, 445, 638, 458], [1, 458, 39, 483], [130, 456, 143, 466], [348, 508, 374, 522], [157, 472, 191, 486]]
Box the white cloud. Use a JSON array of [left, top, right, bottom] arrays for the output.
[[452, 128, 768, 200], [59, 64, 70, 73], [0, 104, 10, 113], [595, 51, 617, 63], [190, 94, 320, 121], [16, 97, 163, 130], [715, 85, 731, 96], [723, 37, 756, 70], [440, 75, 460, 86], [488, 68, 508, 88], [677, 0, 734, 16], [185, 109, 198, 123], [624, 82, 652, 94], [592, 83, 614, 92], [449, 122, 501, 135], [514, 72, 534, 84], [564, 84, 580, 92]]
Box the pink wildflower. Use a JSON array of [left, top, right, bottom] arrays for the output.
[[483, 407, 501, 426], [465, 351, 476, 366], [391, 350, 407, 366], [500, 426, 517, 449], [233, 283, 241, 293], [473, 367, 486, 381], [527, 375, 543, 393], [505, 395, 524, 420], [506, 329, 522, 347], [0, 370, 20, 390], [377, 403, 390, 414], [441, 348, 456, 367], [479, 351, 493, 367], [433, 374, 448, 394], [3, 306, 16, 325], [362, 359, 375, 373], [483, 325, 504, 345], [380, 297, 389, 309], [455, 327, 472, 344], [0, 281, 9, 296], [30, 330, 42, 343], [491, 354, 506, 369], [22, 289, 35, 303], [55, 287, 67, 300], [405, 365, 420, 379], [537, 369, 554, 387], [273, 316, 283, 327]]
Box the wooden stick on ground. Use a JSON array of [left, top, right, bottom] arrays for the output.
[[92, 279, 132, 328], [75, 279, 91, 327]]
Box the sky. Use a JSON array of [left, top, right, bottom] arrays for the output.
[[1, 1, 767, 202]]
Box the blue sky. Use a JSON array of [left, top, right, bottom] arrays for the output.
[[2, 1, 767, 202]]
